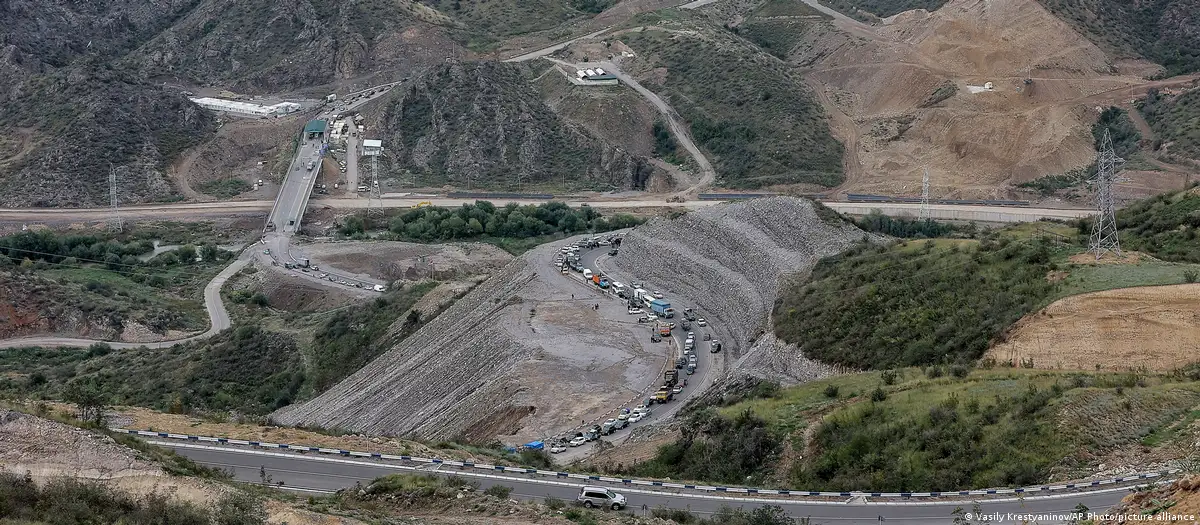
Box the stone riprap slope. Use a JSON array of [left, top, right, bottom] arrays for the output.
[[609, 197, 867, 382], [272, 240, 664, 441]]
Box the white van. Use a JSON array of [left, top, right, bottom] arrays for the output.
[[583, 269, 593, 279]]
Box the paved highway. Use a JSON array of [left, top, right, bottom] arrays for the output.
[[0, 197, 1094, 224], [160, 441, 1133, 524], [0, 256, 250, 349]]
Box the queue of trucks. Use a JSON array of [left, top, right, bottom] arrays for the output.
[[547, 237, 722, 451]]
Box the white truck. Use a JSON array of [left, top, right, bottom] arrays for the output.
[[583, 269, 593, 279]]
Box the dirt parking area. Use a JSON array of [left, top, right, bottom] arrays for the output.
[[298, 240, 513, 282], [987, 284, 1200, 371]]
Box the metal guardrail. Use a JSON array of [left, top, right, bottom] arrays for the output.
[[120, 428, 1176, 498], [845, 194, 1031, 207], [447, 192, 555, 200]]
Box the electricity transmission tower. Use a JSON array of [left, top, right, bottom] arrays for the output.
[[1089, 130, 1126, 260], [108, 165, 122, 232], [919, 168, 931, 221]]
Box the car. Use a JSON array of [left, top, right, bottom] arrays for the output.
[[328, 276, 337, 282], [653, 291, 664, 299], [697, 318, 707, 327], [550, 444, 568, 454], [645, 314, 658, 321], [633, 405, 651, 415], [637, 316, 651, 323], [373, 284, 386, 292], [631, 281, 643, 288], [617, 412, 629, 421], [627, 307, 643, 315], [687, 331, 695, 339], [318, 273, 328, 279], [578, 487, 626, 510], [569, 436, 587, 447], [627, 412, 644, 424], [672, 385, 683, 395]]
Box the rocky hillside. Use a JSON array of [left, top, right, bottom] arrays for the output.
[[373, 61, 655, 191], [0, 0, 216, 207], [129, 0, 467, 92]]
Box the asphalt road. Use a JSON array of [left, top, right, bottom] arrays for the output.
[[0, 197, 1094, 224], [344, 121, 360, 196], [0, 256, 250, 350], [161, 441, 1131, 524]]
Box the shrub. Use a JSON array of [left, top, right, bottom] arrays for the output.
[[926, 365, 944, 379], [870, 387, 887, 402], [881, 370, 898, 385], [653, 507, 697, 523], [823, 384, 839, 398], [1185, 270, 1198, 284], [484, 485, 513, 499], [544, 495, 566, 510], [949, 364, 970, 379]]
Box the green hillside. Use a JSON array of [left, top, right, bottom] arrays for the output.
[[1138, 88, 1200, 164], [377, 61, 653, 191], [1037, 0, 1200, 75], [621, 26, 844, 188]]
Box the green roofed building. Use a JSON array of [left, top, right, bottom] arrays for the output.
[[304, 119, 328, 140]]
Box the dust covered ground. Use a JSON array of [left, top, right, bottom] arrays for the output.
[[987, 283, 1200, 372], [298, 240, 513, 282], [272, 237, 670, 444]]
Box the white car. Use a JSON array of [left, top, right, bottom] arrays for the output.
[[617, 412, 629, 421], [569, 436, 587, 447], [697, 318, 707, 327], [672, 385, 684, 395], [627, 412, 644, 424], [633, 405, 651, 415], [550, 445, 567, 454], [645, 314, 658, 321], [627, 308, 643, 315], [653, 291, 664, 299]]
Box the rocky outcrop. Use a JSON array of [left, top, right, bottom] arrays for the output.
[[375, 61, 655, 191]]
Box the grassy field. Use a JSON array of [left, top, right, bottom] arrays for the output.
[[627, 367, 1200, 492], [774, 211, 1200, 370], [621, 26, 843, 188]]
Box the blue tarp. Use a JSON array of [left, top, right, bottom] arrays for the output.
[[524, 441, 544, 450]]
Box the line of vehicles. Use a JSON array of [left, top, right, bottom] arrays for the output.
[[277, 254, 385, 291]]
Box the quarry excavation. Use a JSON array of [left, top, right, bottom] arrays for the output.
[[271, 197, 867, 443]]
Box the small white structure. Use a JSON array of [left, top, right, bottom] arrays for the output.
[[585, 69, 597, 77], [983, 81, 994, 90], [576, 70, 587, 78], [190, 97, 300, 117], [362, 139, 383, 157], [595, 68, 606, 75]]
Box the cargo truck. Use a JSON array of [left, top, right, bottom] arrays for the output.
[[649, 299, 674, 318], [664, 370, 678, 387], [634, 288, 651, 301]]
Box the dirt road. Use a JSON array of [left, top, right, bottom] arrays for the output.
[[0, 255, 250, 350], [548, 58, 717, 193]]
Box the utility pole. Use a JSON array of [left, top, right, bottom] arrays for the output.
[[1089, 130, 1126, 260], [108, 165, 122, 232], [919, 167, 931, 221]]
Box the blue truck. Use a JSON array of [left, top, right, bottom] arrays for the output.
[[649, 299, 675, 318]]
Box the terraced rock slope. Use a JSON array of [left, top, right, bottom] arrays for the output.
[[610, 197, 870, 383]]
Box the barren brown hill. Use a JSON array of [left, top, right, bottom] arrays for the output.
[[986, 283, 1200, 372], [733, 0, 1184, 199]]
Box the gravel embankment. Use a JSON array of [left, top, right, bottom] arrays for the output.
[[610, 197, 868, 383], [272, 259, 541, 439]]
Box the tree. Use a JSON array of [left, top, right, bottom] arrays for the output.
[[176, 244, 198, 264], [200, 244, 221, 262], [65, 381, 107, 425]]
